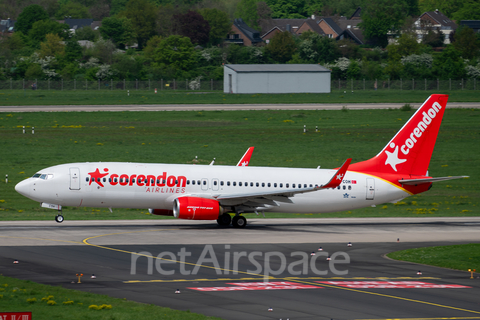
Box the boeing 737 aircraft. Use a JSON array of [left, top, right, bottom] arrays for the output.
[[15, 94, 467, 227]]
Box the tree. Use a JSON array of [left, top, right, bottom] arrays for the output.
[[152, 35, 197, 71], [40, 33, 65, 58], [235, 0, 259, 30], [265, 31, 296, 63], [432, 45, 466, 79], [266, 0, 308, 19], [55, 2, 92, 19], [110, 0, 129, 16], [143, 35, 163, 59], [100, 16, 137, 49], [15, 4, 49, 35], [28, 19, 70, 47], [452, 1, 480, 20], [199, 8, 231, 46], [175, 10, 211, 46], [156, 4, 183, 37], [418, 0, 463, 18], [452, 26, 480, 60], [64, 40, 83, 61], [119, 0, 158, 50], [75, 26, 98, 41], [360, 0, 408, 47], [422, 28, 445, 48], [387, 32, 424, 59]]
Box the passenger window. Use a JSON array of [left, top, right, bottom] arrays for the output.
[[267, 183, 271, 187], [348, 186, 352, 190], [227, 181, 230, 186], [115, 178, 118, 183], [221, 181, 224, 186], [274, 183, 277, 187], [309, 184, 313, 188], [262, 183, 265, 187], [337, 186, 340, 190], [203, 180, 206, 185], [343, 185, 346, 190], [197, 180, 200, 185], [86, 177, 89, 182], [250, 182, 254, 187], [256, 182, 259, 187], [214, 181, 217, 185], [239, 182, 242, 186], [293, 184, 296, 188], [187, 180, 190, 185], [233, 182, 236, 186], [286, 183, 289, 188], [280, 183, 283, 188], [103, 178, 106, 182]]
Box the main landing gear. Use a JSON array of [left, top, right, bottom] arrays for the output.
[[216, 213, 247, 228]]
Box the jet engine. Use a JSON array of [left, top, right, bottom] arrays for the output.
[[173, 197, 223, 220]]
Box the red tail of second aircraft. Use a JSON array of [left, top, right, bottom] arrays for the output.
[[349, 94, 449, 177]]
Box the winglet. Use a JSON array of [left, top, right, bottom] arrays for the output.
[[237, 147, 254, 166], [319, 158, 352, 189]]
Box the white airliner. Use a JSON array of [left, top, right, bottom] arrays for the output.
[[15, 94, 467, 227]]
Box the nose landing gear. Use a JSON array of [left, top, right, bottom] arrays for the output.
[[55, 212, 64, 223]]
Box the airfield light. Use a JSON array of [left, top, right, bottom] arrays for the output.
[[76, 273, 84, 283]]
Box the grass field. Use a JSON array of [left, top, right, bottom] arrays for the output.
[[387, 243, 480, 272], [0, 89, 480, 106], [0, 105, 477, 221], [0, 275, 220, 320]]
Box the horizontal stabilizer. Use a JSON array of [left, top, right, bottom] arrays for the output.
[[399, 176, 469, 185]]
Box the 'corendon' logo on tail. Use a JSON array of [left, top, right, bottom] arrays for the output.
[[384, 101, 443, 172], [88, 168, 109, 187]]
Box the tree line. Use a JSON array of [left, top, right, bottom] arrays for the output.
[[0, 0, 479, 83]]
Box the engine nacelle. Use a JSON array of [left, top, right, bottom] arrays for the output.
[[173, 197, 222, 220], [148, 208, 174, 216]]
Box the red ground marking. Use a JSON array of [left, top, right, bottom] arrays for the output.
[[188, 281, 322, 292], [317, 281, 471, 289]]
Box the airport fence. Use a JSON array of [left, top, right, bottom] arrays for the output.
[[0, 78, 478, 91]]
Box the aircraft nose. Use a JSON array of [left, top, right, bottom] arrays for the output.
[[15, 179, 33, 197]]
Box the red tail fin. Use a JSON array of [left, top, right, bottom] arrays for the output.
[[349, 94, 449, 176]]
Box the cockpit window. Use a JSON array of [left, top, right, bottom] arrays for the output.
[[32, 173, 41, 178], [40, 174, 47, 180]]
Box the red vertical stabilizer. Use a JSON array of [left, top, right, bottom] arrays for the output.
[[349, 94, 449, 176]]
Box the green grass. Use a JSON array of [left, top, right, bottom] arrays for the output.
[[0, 275, 220, 320], [0, 107, 478, 221], [0, 89, 479, 106], [387, 244, 480, 272]]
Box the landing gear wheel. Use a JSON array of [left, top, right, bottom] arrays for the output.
[[55, 215, 64, 223], [232, 216, 247, 228], [217, 213, 231, 227]]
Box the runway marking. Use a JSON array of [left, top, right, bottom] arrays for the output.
[[124, 276, 440, 284], [289, 279, 480, 315], [0, 235, 83, 245], [188, 281, 321, 292], [357, 318, 480, 320], [82, 231, 265, 278], [318, 281, 471, 289]]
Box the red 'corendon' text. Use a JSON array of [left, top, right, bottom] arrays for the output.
[[108, 172, 186, 188]]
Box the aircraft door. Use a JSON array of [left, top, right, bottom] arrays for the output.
[[366, 178, 375, 200], [70, 167, 81, 190], [212, 178, 219, 191], [201, 178, 209, 191]]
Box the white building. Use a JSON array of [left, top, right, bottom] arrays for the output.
[[224, 64, 331, 94]]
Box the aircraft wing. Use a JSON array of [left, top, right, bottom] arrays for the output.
[[208, 159, 352, 208], [399, 175, 469, 185]]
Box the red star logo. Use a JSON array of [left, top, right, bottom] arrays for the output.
[[88, 168, 109, 187]]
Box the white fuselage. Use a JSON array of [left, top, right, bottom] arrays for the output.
[[15, 162, 411, 214]]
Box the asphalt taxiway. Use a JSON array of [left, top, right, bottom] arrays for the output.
[[1, 102, 479, 112], [1, 217, 479, 320]]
